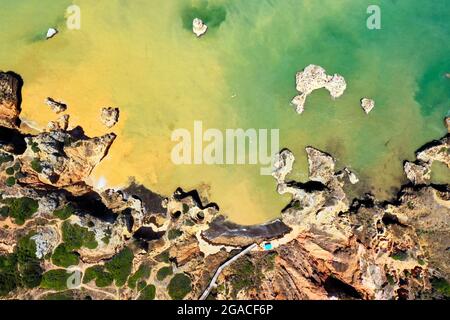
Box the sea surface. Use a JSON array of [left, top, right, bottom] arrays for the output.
[[0, 0, 449, 224]]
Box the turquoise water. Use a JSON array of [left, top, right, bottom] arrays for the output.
[[0, 0, 448, 223]]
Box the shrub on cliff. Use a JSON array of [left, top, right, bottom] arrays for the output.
[[138, 284, 156, 300], [52, 244, 79, 268], [61, 221, 98, 250], [156, 266, 173, 281], [0, 233, 43, 296], [128, 264, 151, 289], [0, 197, 39, 225], [105, 247, 134, 287], [53, 205, 75, 220], [167, 273, 191, 300], [83, 265, 114, 288], [41, 269, 77, 291]]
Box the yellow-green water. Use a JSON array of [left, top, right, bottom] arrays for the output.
[[0, 0, 449, 224]]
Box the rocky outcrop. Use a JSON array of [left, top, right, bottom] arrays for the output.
[[47, 114, 69, 132], [45, 97, 67, 113], [0, 72, 22, 129], [46, 28, 58, 40], [416, 136, 450, 168], [404, 161, 431, 185], [360, 98, 375, 114], [18, 129, 115, 191], [100, 107, 119, 128], [193, 18, 208, 37], [30, 226, 59, 259], [202, 216, 291, 247], [291, 65, 347, 114]]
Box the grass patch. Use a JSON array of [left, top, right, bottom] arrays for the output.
[[105, 247, 134, 287], [156, 266, 173, 281], [168, 273, 192, 300]]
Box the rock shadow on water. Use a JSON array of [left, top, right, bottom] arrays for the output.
[[180, 1, 227, 31]]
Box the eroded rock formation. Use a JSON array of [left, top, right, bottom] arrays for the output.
[[291, 65, 347, 114]]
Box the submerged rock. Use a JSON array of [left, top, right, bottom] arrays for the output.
[[445, 117, 450, 132], [361, 98, 375, 114], [193, 18, 208, 37], [100, 107, 119, 128], [45, 97, 67, 113], [0, 72, 22, 129], [291, 64, 347, 114]]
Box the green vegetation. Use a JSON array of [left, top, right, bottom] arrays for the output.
[[137, 280, 147, 291], [30, 142, 40, 153], [156, 266, 173, 281], [391, 250, 408, 261], [52, 244, 79, 268], [138, 284, 156, 300], [5, 176, 16, 187], [16, 233, 43, 288], [155, 250, 170, 263], [102, 235, 110, 245], [0, 233, 43, 296], [128, 264, 151, 289], [228, 257, 265, 297], [0, 197, 39, 225], [168, 273, 192, 300], [30, 159, 43, 173], [84, 265, 114, 288], [168, 229, 183, 240], [105, 247, 134, 287], [61, 221, 98, 250], [0, 152, 13, 165], [53, 205, 75, 220], [431, 277, 450, 297], [83, 265, 102, 284], [182, 203, 189, 213], [40, 269, 73, 291], [5, 167, 14, 175]]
